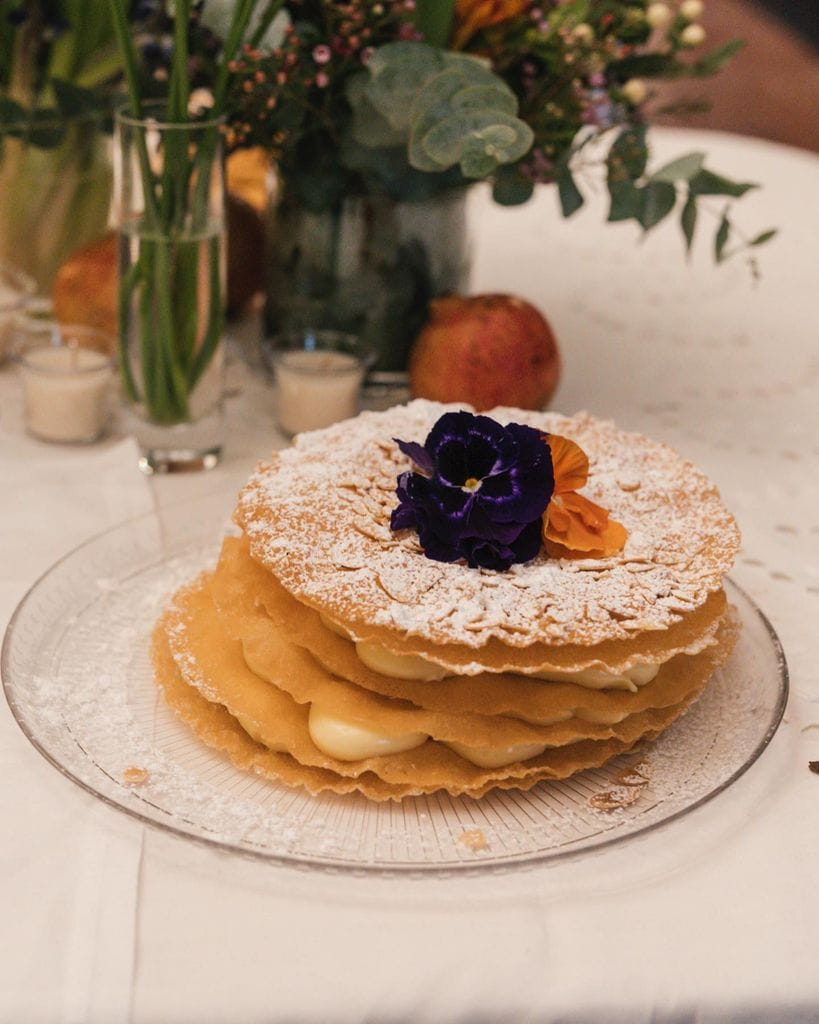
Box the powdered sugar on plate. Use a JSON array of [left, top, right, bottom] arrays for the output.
[[1, 492, 785, 872]]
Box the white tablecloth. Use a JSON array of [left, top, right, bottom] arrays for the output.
[[1, 129, 817, 1024]]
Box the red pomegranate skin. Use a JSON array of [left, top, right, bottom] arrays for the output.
[[409, 293, 561, 411]]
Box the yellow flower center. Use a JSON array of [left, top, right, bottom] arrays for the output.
[[462, 477, 482, 493]]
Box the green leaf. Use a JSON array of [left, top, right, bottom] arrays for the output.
[[451, 84, 518, 117], [689, 169, 757, 198], [609, 53, 689, 81], [650, 152, 706, 183], [413, 0, 457, 48], [407, 61, 505, 170], [26, 110, 66, 148], [607, 182, 641, 222], [638, 181, 677, 230], [348, 75, 406, 148], [492, 167, 534, 206], [557, 170, 584, 217], [750, 229, 778, 247], [0, 97, 26, 133], [607, 125, 648, 186], [715, 212, 731, 262], [692, 40, 745, 77], [52, 79, 100, 119], [366, 43, 446, 132], [681, 195, 697, 253], [417, 111, 533, 177]]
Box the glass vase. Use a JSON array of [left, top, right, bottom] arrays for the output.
[[114, 106, 226, 473], [264, 184, 471, 378]]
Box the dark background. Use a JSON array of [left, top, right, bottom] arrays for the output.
[[757, 0, 819, 49]]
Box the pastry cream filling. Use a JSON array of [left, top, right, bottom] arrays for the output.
[[308, 704, 427, 761], [445, 740, 548, 769], [354, 639, 660, 692], [355, 641, 449, 681], [308, 704, 548, 768], [234, 712, 289, 752]]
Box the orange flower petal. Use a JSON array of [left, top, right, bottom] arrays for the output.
[[562, 491, 609, 531], [546, 434, 589, 494], [543, 492, 628, 557], [451, 0, 530, 48]]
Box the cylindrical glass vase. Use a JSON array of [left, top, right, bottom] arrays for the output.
[[265, 184, 471, 376], [114, 106, 226, 473]]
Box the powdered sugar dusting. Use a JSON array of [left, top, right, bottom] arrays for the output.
[[238, 401, 740, 648], [3, 493, 784, 871]]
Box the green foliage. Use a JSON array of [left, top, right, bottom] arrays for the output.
[[558, 124, 779, 265], [413, 0, 457, 49], [0, 1, 118, 148], [348, 43, 533, 181]]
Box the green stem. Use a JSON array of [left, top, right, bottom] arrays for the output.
[[189, 234, 224, 390], [117, 257, 141, 403]]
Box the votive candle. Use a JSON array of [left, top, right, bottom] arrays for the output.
[[21, 344, 114, 443], [274, 347, 367, 435]]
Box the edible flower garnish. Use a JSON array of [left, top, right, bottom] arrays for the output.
[[542, 434, 628, 558], [390, 411, 554, 570]]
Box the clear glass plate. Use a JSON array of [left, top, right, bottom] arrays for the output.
[[1, 492, 788, 874]]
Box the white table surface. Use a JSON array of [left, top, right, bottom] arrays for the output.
[[1, 128, 818, 1024]]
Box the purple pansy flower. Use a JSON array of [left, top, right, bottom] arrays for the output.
[[390, 411, 555, 570]]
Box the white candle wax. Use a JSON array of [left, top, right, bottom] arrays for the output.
[[21, 345, 113, 443], [274, 349, 365, 435]]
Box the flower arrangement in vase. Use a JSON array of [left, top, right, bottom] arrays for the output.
[[218, 0, 773, 369], [98, 0, 775, 449]]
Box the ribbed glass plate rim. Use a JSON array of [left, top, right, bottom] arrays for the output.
[[1, 494, 789, 876]]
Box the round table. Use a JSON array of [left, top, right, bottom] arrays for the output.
[[0, 128, 817, 1023]]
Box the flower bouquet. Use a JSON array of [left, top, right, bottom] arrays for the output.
[[103, 0, 773, 455], [220, 0, 773, 368]]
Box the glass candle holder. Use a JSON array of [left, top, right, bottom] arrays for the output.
[[264, 330, 373, 436], [18, 324, 115, 444], [0, 263, 35, 364]]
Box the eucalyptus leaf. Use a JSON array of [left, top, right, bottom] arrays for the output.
[[715, 212, 730, 262], [689, 169, 756, 197], [348, 80, 406, 148], [750, 229, 777, 247], [364, 43, 446, 132], [650, 152, 705, 183], [452, 83, 518, 116], [408, 62, 508, 170], [492, 167, 534, 206], [607, 181, 641, 222], [607, 125, 648, 185], [419, 111, 533, 177], [638, 180, 676, 230], [460, 145, 498, 179], [681, 195, 697, 253], [557, 170, 584, 217]]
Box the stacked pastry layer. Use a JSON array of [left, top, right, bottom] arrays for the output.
[[153, 401, 741, 801]]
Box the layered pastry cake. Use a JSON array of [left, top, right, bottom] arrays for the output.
[[153, 400, 741, 800]]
